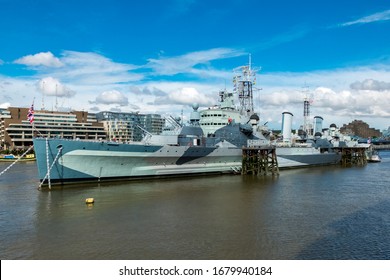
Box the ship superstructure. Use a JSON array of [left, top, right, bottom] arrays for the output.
[[200, 58, 260, 135]]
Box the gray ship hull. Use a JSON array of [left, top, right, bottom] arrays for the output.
[[33, 138, 341, 186]]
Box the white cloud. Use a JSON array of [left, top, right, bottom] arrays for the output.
[[350, 79, 390, 91], [37, 77, 76, 97], [154, 87, 215, 106], [3, 49, 390, 131], [253, 65, 390, 130], [95, 90, 128, 106], [129, 86, 167, 96], [260, 90, 301, 107], [341, 9, 390, 26], [147, 48, 245, 75], [313, 87, 355, 111], [108, 107, 122, 112], [252, 26, 312, 52], [0, 102, 11, 108], [0, 76, 39, 107], [14, 50, 142, 87], [14, 51, 63, 68], [45, 51, 143, 85]]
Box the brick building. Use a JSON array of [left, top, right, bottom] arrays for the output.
[[339, 120, 381, 138]]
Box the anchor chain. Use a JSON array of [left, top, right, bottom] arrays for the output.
[[0, 145, 35, 177], [38, 140, 63, 190]]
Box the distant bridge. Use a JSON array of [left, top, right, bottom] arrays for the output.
[[372, 144, 390, 150], [358, 139, 390, 150]]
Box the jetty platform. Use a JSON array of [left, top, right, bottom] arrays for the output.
[[331, 147, 367, 166], [241, 146, 279, 176]]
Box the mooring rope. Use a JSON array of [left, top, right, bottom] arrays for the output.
[[0, 145, 35, 178], [38, 141, 63, 190]]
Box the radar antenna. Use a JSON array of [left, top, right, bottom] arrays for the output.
[[233, 54, 259, 117], [302, 84, 314, 136]]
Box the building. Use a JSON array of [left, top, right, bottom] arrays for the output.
[[0, 107, 106, 150], [96, 111, 164, 142], [1, 106, 166, 150], [339, 120, 381, 138], [0, 108, 11, 149]]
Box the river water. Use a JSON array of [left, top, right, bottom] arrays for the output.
[[1, 151, 390, 260]]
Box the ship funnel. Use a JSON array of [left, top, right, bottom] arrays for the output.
[[313, 116, 323, 136], [282, 112, 293, 143]]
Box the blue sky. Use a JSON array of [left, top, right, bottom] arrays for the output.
[[1, 0, 390, 130]]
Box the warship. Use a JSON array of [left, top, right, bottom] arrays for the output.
[[33, 61, 342, 186]]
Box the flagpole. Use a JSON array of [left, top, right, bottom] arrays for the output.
[[32, 98, 35, 142], [28, 98, 35, 147], [31, 120, 33, 143]]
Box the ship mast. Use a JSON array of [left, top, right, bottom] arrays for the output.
[[233, 54, 257, 117], [41, 81, 45, 110], [302, 84, 313, 136]]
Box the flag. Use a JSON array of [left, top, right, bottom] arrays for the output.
[[27, 103, 34, 124]]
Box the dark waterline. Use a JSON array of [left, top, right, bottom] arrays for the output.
[[1, 151, 390, 260]]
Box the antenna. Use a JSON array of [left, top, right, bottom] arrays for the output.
[[55, 84, 58, 111], [41, 81, 45, 110], [302, 83, 313, 136], [233, 53, 258, 117]]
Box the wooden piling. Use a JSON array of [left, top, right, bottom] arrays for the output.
[[333, 147, 368, 166], [242, 146, 279, 176]]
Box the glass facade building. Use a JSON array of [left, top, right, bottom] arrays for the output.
[[96, 111, 164, 142]]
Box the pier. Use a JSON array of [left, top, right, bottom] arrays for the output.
[[332, 147, 367, 166], [241, 146, 279, 176]]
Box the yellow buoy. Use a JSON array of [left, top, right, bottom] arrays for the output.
[[85, 198, 95, 204]]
